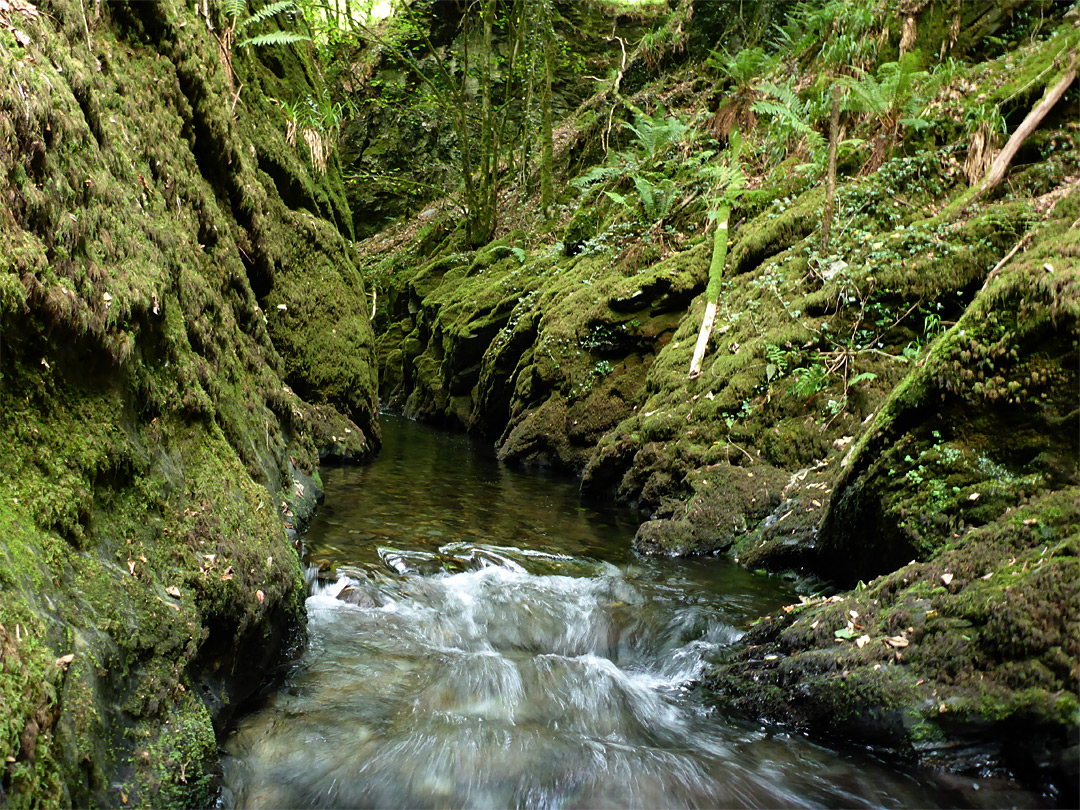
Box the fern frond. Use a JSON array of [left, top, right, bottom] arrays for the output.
[[220, 0, 245, 22], [238, 31, 311, 48], [238, 0, 297, 32], [570, 165, 624, 189], [633, 175, 655, 219], [756, 80, 797, 107], [750, 99, 813, 134]]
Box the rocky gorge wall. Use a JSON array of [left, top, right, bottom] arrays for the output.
[[0, 0, 377, 805]]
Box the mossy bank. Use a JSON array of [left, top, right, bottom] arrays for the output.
[[0, 0, 376, 805], [354, 0, 1078, 798]]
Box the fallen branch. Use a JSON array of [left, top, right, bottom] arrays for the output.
[[946, 53, 1078, 219], [688, 204, 731, 379]]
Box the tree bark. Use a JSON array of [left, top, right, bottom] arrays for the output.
[[540, 0, 556, 218], [821, 83, 842, 254]]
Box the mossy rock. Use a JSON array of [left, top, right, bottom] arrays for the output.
[[817, 194, 1080, 585]]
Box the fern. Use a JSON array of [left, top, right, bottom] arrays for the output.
[[570, 165, 625, 189], [239, 30, 311, 48], [792, 364, 828, 398], [708, 46, 776, 88], [238, 0, 297, 31], [622, 110, 687, 162], [220, 0, 245, 22]]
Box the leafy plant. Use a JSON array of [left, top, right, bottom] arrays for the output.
[[840, 52, 931, 171], [751, 79, 824, 167], [792, 363, 828, 398], [621, 108, 689, 164], [234, 0, 310, 49]]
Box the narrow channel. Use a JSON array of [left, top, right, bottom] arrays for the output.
[[220, 416, 969, 808]]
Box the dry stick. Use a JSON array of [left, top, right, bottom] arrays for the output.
[[979, 231, 1033, 293], [949, 54, 1078, 218]]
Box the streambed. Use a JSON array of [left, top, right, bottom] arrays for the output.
[[220, 416, 1018, 808]]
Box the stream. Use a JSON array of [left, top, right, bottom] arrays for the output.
[[220, 415, 1003, 809]]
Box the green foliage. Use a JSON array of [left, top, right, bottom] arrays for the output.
[[707, 45, 777, 88], [751, 80, 824, 167], [792, 363, 828, 398], [239, 30, 312, 48], [772, 0, 881, 70], [237, 0, 296, 31], [842, 52, 929, 131], [622, 108, 689, 163]]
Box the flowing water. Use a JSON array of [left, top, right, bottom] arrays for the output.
[[220, 416, 1019, 809]]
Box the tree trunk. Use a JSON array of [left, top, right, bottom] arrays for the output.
[[470, 0, 498, 246], [540, 0, 555, 218], [688, 204, 731, 379], [821, 83, 842, 254]]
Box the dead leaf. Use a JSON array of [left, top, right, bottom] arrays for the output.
[[884, 635, 909, 648], [13, 29, 30, 46], [55, 653, 75, 669], [256, 589, 265, 604], [968, 492, 980, 501], [127, 560, 136, 576], [856, 634, 871, 648], [941, 572, 954, 585], [165, 586, 181, 598]]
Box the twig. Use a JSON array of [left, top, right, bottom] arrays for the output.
[[979, 229, 1034, 292], [887, 192, 918, 209], [727, 440, 755, 464]]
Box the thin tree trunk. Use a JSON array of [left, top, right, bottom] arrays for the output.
[[821, 83, 842, 254], [472, 0, 497, 245], [688, 204, 731, 379], [540, 0, 555, 218]]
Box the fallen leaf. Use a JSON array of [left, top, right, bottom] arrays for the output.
[[884, 636, 909, 648], [221, 573, 234, 582], [56, 653, 75, 669], [166, 586, 181, 598], [856, 634, 871, 648], [968, 492, 980, 501], [256, 589, 265, 604], [834, 626, 857, 640], [127, 560, 136, 576], [941, 572, 954, 585]]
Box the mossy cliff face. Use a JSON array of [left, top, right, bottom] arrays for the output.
[[0, 0, 376, 805]]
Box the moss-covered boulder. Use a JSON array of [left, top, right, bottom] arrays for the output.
[[817, 191, 1080, 585]]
